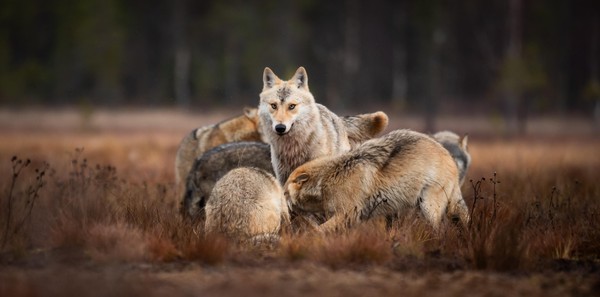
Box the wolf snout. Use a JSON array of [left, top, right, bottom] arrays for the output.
[[275, 124, 287, 135]]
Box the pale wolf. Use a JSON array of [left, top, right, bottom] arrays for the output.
[[432, 131, 471, 186], [259, 66, 351, 185], [181, 142, 273, 219], [284, 129, 469, 233], [174, 107, 264, 187], [179, 110, 388, 220], [205, 167, 290, 244], [175, 108, 386, 188]]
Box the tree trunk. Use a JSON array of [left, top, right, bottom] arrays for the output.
[[223, 36, 240, 105], [591, 19, 599, 130], [504, 0, 522, 135], [342, 0, 360, 107], [391, 0, 408, 111], [173, 0, 190, 108]]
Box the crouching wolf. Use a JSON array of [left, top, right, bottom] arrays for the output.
[[181, 142, 273, 219], [205, 167, 290, 244], [284, 129, 470, 233], [174, 107, 264, 187], [432, 131, 471, 186], [259, 67, 351, 185]]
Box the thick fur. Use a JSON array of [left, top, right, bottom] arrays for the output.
[[342, 111, 389, 148], [181, 142, 273, 219], [174, 107, 264, 187], [205, 167, 290, 243], [175, 108, 387, 188], [259, 67, 351, 185], [432, 131, 471, 186], [284, 129, 470, 233]]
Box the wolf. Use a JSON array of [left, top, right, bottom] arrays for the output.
[[181, 141, 273, 219], [342, 111, 389, 148], [175, 107, 386, 188], [432, 131, 471, 186], [174, 107, 265, 187], [180, 110, 389, 220], [284, 129, 470, 233], [204, 167, 290, 244], [259, 67, 351, 185]]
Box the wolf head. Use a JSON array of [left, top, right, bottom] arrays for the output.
[[258, 67, 318, 136], [342, 111, 389, 147], [283, 163, 327, 213], [432, 131, 471, 185]]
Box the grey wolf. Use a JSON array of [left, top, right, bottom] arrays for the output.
[[284, 129, 469, 233], [174, 107, 264, 187], [204, 167, 290, 244], [258, 67, 351, 185], [432, 131, 471, 185], [181, 141, 273, 219]]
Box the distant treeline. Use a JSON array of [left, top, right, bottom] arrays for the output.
[[1, 0, 598, 117]]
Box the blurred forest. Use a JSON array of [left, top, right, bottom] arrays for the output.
[[1, 0, 599, 132]]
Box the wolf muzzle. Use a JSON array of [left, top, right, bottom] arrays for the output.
[[275, 124, 287, 135]]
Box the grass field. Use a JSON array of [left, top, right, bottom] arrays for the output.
[[1, 108, 599, 296]]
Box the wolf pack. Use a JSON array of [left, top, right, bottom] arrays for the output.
[[175, 67, 471, 245]]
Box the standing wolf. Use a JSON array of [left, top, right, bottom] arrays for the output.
[[259, 67, 351, 185], [174, 107, 264, 187], [284, 129, 470, 233], [175, 108, 386, 188], [432, 131, 471, 186]]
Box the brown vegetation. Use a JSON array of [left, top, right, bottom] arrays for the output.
[[0, 110, 599, 296]]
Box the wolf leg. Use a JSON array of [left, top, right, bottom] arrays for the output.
[[447, 185, 470, 227], [418, 186, 448, 229], [317, 214, 350, 234]]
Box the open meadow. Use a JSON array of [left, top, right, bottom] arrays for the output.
[[1, 108, 599, 297]]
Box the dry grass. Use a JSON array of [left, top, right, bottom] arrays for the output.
[[0, 109, 599, 296]]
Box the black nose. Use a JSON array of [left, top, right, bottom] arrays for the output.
[[275, 124, 287, 134]]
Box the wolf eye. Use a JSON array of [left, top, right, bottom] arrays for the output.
[[289, 104, 296, 110], [270, 103, 277, 110]]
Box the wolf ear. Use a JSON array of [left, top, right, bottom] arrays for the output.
[[294, 172, 310, 185], [370, 111, 389, 136], [243, 107, 257, 118], [460, 134, 469, 151], [263, 67, 280, 90], [292, 67, 309, 90]]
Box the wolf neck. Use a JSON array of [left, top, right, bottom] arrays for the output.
[[269, 109, 323, 184]]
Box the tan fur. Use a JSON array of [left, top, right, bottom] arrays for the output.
[[174, 108, 264, 186], [342, 111, 389, 148], [259, 67, 351, 185], [205, 167, 290, 243], [284, 129, 469, 233], [175, 106, 385, 188], [432, 131, 471, 186], [181, 142, 273, 220]]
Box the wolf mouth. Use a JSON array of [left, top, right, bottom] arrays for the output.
[[276, 123, 293, 136]]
